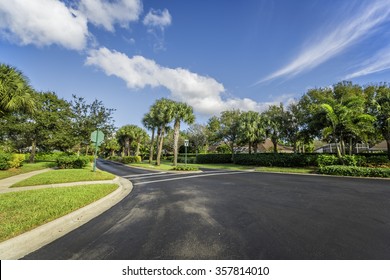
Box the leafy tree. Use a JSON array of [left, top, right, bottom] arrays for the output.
[[263, 104, 285, 153], [238, 111, 265, 154], [0, 64, 35, 117], [172, 102, 195, 166], [103, 137, 120, 157], [187, 124, 209, 154], [116, 125, 138, 156]]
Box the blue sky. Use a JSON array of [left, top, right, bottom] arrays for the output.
[[1, 0, 390, 129]]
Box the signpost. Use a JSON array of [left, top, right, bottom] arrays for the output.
[[184, 139, 189, 166], [91, 129, 104, 172]]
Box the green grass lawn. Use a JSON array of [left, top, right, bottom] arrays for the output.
[[11, 168, 115, 187], [129, 160, 316, 174], [0, 184, 118, 242], [0, 161, 56, 180]]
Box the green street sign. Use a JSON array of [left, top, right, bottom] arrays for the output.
[[91, 130, 105, 146]]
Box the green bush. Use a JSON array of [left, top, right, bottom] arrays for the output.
[[0, 153, 12, 170], [121, 156, 142, 164], [8, 154, 25, 168], [171, 165, 199, 171], [177, 157, 196, 164], [56, 156, 90, 169], [364, 156, 390, 167], [233, 153, 318, 167], [196, 154, 233, 164], [33, 152, 75, 161], [317, 154, 339, 167], [318, 165, 390, 178]]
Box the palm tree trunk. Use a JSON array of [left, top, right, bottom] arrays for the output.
[[135, 142, 140, 156], [149, 128, 155, 164], [125, 138, 130, 156], [173, 120, 180, 166], [386, 139, 390, 160], [248, 141, 252, 154], [272, 133, 278, 153], [29, 139, 37, 163], [156, 128, 165, 166]]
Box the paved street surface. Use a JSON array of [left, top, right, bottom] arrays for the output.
[[24, 159, 390, 259]]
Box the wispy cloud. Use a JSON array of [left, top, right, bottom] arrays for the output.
[[143, 8, 172, 29], [345, 45, 390, 79], [256, 0, 390, 84]]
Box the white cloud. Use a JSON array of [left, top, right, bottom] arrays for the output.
[[345, 46, 390, 79], [0, 0, 88, 50], [256, 0, 390, 84], [86, 47, 273, 115], [78, 0, 142, 32], [143, 9, 172, 29]]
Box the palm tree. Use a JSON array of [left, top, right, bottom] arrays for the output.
[[239, 111, 262, 154], [116, 125, 138, 156], [172, 102, 195, 166], [142, 112, 157, 164], [149, 98, 175, 166], [0, 64, 35, 117]]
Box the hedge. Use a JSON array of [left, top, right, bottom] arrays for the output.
[[233, 153, 318, 167], [195, 154, 233, 164], [108, 156, 141, 164], [318, 165, 390, 178], [56, 156, 90, 169], [0, 153, 12, 170], [171, 165, 199, 171]]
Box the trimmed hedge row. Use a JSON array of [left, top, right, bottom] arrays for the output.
[[234, 153, 318, 167], [56, 156, 91, 169], [195, 154, 233, 164], [0, 153, 25, 170], [318, 165, 390, 178]]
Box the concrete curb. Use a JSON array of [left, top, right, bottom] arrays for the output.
[[0, 176, 133, 260]]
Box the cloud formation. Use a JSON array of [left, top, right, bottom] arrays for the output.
[[79, 0, 142, 32], [0, 0, 88, 50], [345, 46, 390, 79], [86, 47, 272, 115], [143, 9, 172, 29], [256, 0, 390, 84]]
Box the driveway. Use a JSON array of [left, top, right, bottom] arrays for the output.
[[23, 159, 390, 259]]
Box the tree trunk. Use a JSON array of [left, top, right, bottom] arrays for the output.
[[149, 128, 155, 164], [387, 138, 390, 160], [230, 142, 235, 162], [135, 142, 140, 156], [272, 133, 278, 153], [253, 142, 258, 154], [248, 141, 252, 154], [335, 141, 342, 158], [173, 120, 180, 166], [156, 128, 165, 166], [29, 139, 37, 163], [125, 138, 130, 156], [85, 144, 89, 156], [111, 149, 115, 157]]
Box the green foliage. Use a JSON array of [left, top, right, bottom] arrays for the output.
[[196, 154, 233, 164], [31, 151, 75, 161], [121, 156, 142, 164], [176, 157, 196, 164], [317, 154, 339, 167], [171, 165, 199, 171], [8, 154, 25, 168], [364, 156, 390, 167], [0, 153, 12, 170], [216, 143, 231, 154], [233, 153, 318, 167], [56, 156, 90, 169], [318, 165, 390, 178]]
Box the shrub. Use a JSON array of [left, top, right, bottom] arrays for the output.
[[0, 153, 12, 170], [171, 165, 199, 171], [196, 154, 233, 164], [317, 154, 339, 167], [318, 165, 390, 178], [34, 152, 75, 161], [177, 157, 196, 164], [121, 156, 142, 164], [233, 153, 318, 167], [56, 156, 90, 169], [8, 154, 25, 168], [364, 156, 390, 167]]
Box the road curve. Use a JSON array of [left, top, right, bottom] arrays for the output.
[[23, 159, 390, 259]]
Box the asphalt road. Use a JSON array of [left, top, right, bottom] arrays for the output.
[[23, 159, 390, 259]]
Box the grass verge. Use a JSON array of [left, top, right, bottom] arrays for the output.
[[0, 184, 118, 242], [0, 162, 56, 180], [11, 168, 115, 188], [255, 166, 317, 174]]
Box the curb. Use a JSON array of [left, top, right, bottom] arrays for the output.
[[0, 176, 133, 260]]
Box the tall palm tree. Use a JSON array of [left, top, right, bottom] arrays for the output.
[[149, 98, 175, 166], [239, 111, 262, 154], [142, 112, 157, 164], [0, 64, 35, 117], [116, 125, 138, 156], [172, 102, 195, 166]]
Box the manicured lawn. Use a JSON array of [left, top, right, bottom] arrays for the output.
[[0, 184, 118, 242], [129, 160, 316, 174], [0, 162, 56, 180], [11, 168, 115, 187]]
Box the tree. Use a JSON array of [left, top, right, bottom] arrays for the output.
[[366, 84, 390, 159], [103, 137, 120, 157], [0, 64, 36, 118], [187, 124, 208, 155], [212, 110, 241, 161], [116, 125, 138, 156], [142, 112, 158, 164], [263, 104, 285, 153], [238, 111, 265, 154], [148, 98, 175, 166], [172, 102, 195, 166], [71, 95, 115, 155]]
